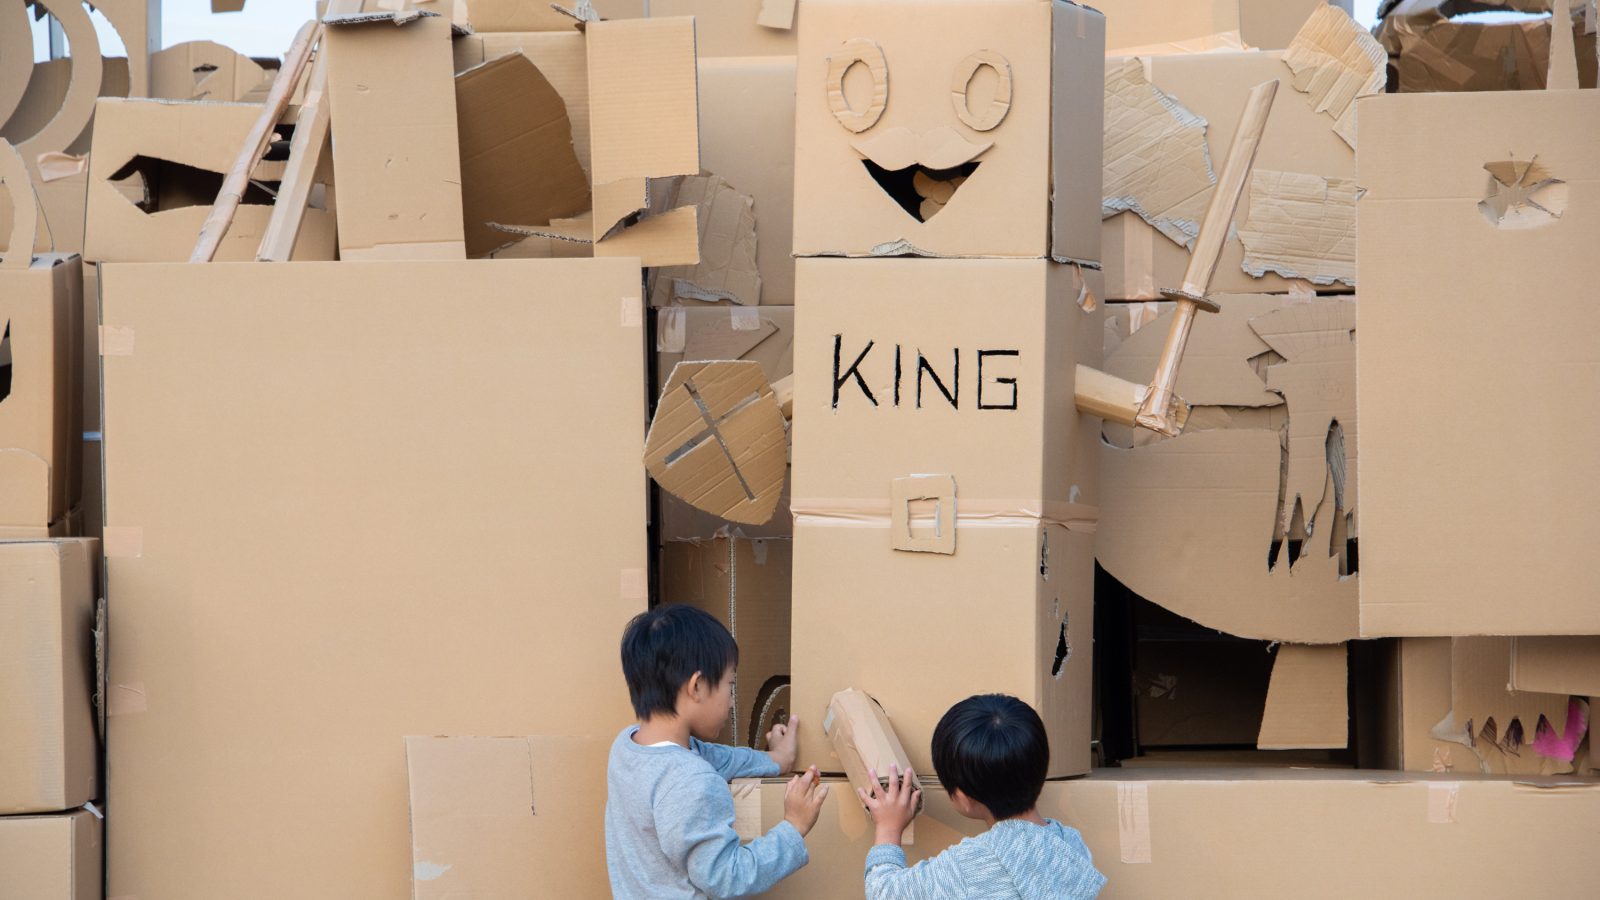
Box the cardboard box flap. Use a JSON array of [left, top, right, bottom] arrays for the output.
[[1237, 170, 1356, 286], [644, 360, 786, 526], [596, 204, 702, 267], [1445, 637, 1584, 775], [1102, 57, 1216, 250], [646, 174, 761, 306], [823, 689, 923, 820], [405, 736, 610, 898], [1257, 643, 1347, 750], [456, 52, 591, 258], [1281, 5, 1385, 150], [1050, 1, 1107, 265], [1512, 637, 1600, 697]]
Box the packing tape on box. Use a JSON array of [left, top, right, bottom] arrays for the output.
[[657, 307, 687, 353], [107, 681, 148, 716], [1117, 782, 1153, 864], [1427, 782, 1460, 824], [731, 778, 763, 841], [99, 325, 135, 357], [620, 297, 643, 328], [103, 526, 144, 558], [792, 498, 1099, 533], [729, 306, 763, 331], [620, 567, 647, 602]]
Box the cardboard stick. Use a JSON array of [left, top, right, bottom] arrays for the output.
[[190, 19, 320, 263], [257, 48, 331, 262], [1074, 364, 1189, 432], [1137, 79, 1278, 436]]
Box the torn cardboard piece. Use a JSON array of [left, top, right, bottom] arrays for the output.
[[151, 41, 275, 102], [405, 736, 610, 899], [456, 52, 591, 258], [1237, 170, 1356, 286], [1443, 637, 1582, 775], [1102, 58, 1215, 249], [644, 361, 787, 527], [1281, 5, 1386, 149], [1378, 0, 1598, 92], [825, 689, 922, 843], [1257, 643, 1348, 749], [1512, 637, 1600, 697], [647, 174, 760, 306]]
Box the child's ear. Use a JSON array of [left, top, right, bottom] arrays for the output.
[[686, 670, 706, 700]]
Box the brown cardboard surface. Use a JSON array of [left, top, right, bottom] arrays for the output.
[[1095, 0, 1242, 52], [1240, 0, 1341, 51], [646, 361, 788, 527], [151, 41, 274, 102], [824, 688, 923, 827], [1380, 3, 1597, 92], [453, 32, 594, 174], [325, 12, 467, 259], [406, 735, 611, 898], [744, 769, 1600, 897], [792, 519, 1095, 777], [1358, 89, 1600, 637], [1098, 294, 1357, 644], [1512, 637, 1600, 697], [793, 0, 1104, 262], [83, 98, 337, 264], [1134, 639, 1273, 748], [0, 539, 98, 814], [694, 57, 797, 306], [0, 254, 81, 529], [455, 52, 590, 257], [1257, 642, 1347, 749], [1392, 637, 1470, 773], [1101, 48, 1364, 299], [793, 258, 1101, 517], [100, 259, 647, 900], [660, 537, 793, 747], [466, 0, 644, 32], [0, 809, 102, 900], [652, 0, 800, 57], [1445, 637, 1577, 776], [587, 17, 700, 223], [646, 174, 761, 305]]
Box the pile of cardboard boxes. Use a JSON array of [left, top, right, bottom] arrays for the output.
[[1, 0, 1598, 897]]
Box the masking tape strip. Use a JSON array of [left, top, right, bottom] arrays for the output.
[[106, 681, 148, 717], [657, 307, 687, 353], [793, 498, 1099, 532], [729, 306, 763, 331], [99, 325, 135, 357], [620, 297, 642, 328], [620, 568, 647, 602], [103, 526, 144, 559], [1427, 782, 1459, 824], [730, 778, 764, 841], [1117, 782, 1153, 864]]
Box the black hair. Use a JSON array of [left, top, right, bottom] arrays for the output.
[[931, 694, 1049, 820], [620, 604, 739, 720]]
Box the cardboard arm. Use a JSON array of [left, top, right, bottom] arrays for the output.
[[1075, 364, 1190, 432]]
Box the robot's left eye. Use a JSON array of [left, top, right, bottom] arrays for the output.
[[951, 51, 1012, 132]]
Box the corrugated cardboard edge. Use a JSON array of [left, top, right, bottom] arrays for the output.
[[1237, 170, 1357, 286], [1102, 57, 1216, 250], [644, 361, 785, 526], [647, 174, 759, 306], [1281, 4, 1385, 149]]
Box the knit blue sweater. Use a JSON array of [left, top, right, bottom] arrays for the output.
[[864, 817, 1106, 899]]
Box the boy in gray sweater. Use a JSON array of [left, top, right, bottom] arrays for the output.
[[859, 694, 1106, 899], [606, 604, 828, 899]]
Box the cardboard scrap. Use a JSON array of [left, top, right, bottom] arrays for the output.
[[1280, 5, 1386, 149], [644, 361, 787, 527], [1102, 58, 1216, 249], [456, 52, 591, 258], [1238, 171, 1356, 286], [1443, 637, 1580, 776], [824, 688, 923, 841], [1257, 643, 1348, 750], [1512, 637, 1600, 697], [151, 41, 274, 102], [648, 174, 761, 307]]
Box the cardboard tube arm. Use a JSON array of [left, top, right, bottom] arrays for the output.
[[1076, 365, 1189, 433]]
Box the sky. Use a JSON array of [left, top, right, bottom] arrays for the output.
[[31, 0, 1534, 62]]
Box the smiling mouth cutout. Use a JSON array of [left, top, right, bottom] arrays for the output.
[[852, 126, 991, 223]]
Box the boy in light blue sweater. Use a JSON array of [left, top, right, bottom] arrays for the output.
[[859, 694, 1106, 899], [605, 604, 828, 899]]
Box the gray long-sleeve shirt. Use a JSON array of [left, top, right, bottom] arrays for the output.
[[865, 817, 1106, 899], [605, 726, 807, 899]]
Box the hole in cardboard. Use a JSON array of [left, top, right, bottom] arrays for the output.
[[1038, 530, 1049, 580], [106, 155, 276, 214], [906, 497, 942, 540], [841, 60, 875, 117], [1479, 158, 1567, 229], [1051, 616, 1070, 678], [0, 322, 11, 404], [862, 159, 979, 223]]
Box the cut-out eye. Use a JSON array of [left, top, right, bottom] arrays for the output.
[[951, 50, 1012, 132], [827, 39, 888, 133]]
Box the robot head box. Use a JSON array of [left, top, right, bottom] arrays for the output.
[[794, 0, 1105, 262]]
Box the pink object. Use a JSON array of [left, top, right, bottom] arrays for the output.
[[1531, 698, 1589, 764]]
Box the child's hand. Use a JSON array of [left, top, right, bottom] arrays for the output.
[[783, 765, 828, 837], [766, 714, 799, 773], [858, 765, 921, 847]]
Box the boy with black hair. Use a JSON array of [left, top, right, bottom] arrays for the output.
[[858, 693, 1105, 899], [606, 604, 828, 899]]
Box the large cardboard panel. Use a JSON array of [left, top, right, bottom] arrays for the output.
[[660, 537, 793, 747], [1094, 0, 1243, 51], [793, 0, 1104, 262], [100, 259, 647, 899], [792, 519, 1095, 777], [325, 12, 467, 260], [652, 0, 800, 57], [1101, 47, 1367, 299], [83, 98, 338, 264], [742, 769, 1600, 897], [793, 259, 1100, 517], [0, 255, 80, 530], [1512, 636, 1600, 697], [406, 735, 611, 899], [0, 539, 98, 814], [453, 32, 594, 174], [0, 809, 102, 900], [1358, 90, 1600, 636]]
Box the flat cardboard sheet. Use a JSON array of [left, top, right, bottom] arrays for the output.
[[651, 0, 799, 57], [646, 174, 761, 306], [1357, 89, 1600, 636], [0, 255, 80, 530], [0, 809, 102, 900], [151, 41, 274, 102], [1512, 636, 1600, 697], [100, 259, 647, 900], [454, 32, 594, 173], [0, 539, 98, 814], [792, 0, 1104, 261], [1257, 643, 1348, 749], [824, 688, 923, 829], [406, 735, 611, 898]]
